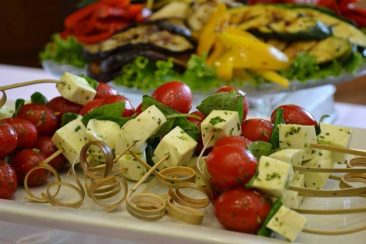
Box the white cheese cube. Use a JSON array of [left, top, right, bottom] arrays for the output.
[[117, 151, 147, 182], [250, 156, 294, 198], [153, 126, 197, 169], [282, 172, 305, 209], [317, 123, 352, 164], [0, 105, 14, 119], [279, 124, 318, 161], [267, 205, 307, 242], [116, 105, 166, 153], [57, 72, 96, 105], [201, 110, 241, 148], [302, 150, 333, 189], [86, 119, 120, 149], [269, 149, 304, 166], [52, 116, 89, 163]]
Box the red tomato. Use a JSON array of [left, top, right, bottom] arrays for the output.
[[135, 103, 143, 115], [241, 119, 273, 142], [187, 111, 205, 128], [47, 96, 82, 118], [12, 149, 48, 187], [0, 161, 17, 199], [271, 104, 318, 127], [152, 81, 192, 113], [17, 104, 58, 136], [95, 83, 118, 99], [102, 95, 135, 117], [2, 118, 38, 149], [216, 86, 249, 121], [80, 96, 135, 117], [214, 188, 271, 234], [206, 145, 257, 190], [0, 121, 18, 158], [36, 136, 68, 172], [80, 98, 104, 115], [214, 136, 252, 149]]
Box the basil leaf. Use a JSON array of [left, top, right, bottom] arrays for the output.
[[13, 99, 25, 117], [81, 102, 125, 126], [270, 108, 284, 149], [248, 141, 273, 160], [145, 138, 161, 167], [197, 91, 244, 121], [61, 112, 79, 126], [257, 199, 283, 237], [89, 115, 130, 127], [31, 92, 48, 104], [79, 74, 98, 90], [142, 95, 199, 140]]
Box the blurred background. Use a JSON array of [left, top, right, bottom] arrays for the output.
[[0, 0, 365, 104]]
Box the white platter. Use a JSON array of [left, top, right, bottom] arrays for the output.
[[1, 123, 366, 243]]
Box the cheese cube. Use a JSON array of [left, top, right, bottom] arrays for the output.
[[269, 149, 304, 166], [302, 150, 333, 189], [116, 105, 166, 153], [317, 123, 352, 164], [250, 156, 294, 198], [279, 124, 318, 161], [201, 110, 241, 148], [266, 205, 307, 242], [57, 72, 96, 105], [86, 119, 120, 149], [52, 116, 89, 163], [282, 172, 305, 209], [0, 105, 14, 119], [117, 151, 147, 182], [153, 126, 197, 169]]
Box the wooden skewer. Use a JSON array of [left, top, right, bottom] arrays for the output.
[[0, 79, 59, 91], [293, 166, 366, 173], [288, 185, 366, 197], [311, 143, 366, 157]]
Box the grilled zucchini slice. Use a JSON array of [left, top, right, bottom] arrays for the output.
[[284, 41, 317, 61], [308, 37, 352, 64]]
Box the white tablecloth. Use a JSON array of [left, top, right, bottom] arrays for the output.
[[1, 64, 366, 243]]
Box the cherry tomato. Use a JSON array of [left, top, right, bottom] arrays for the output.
[[187, 111, 205, 128], [241, 119, 273, 142], [0, 161, 17, 199], [271, 104, 318, 127], [80, 96, 135, 117], [206, 145, 257, 190], [214, 136, 252, 149], [214, 188, 271, 234], [12, 149, 48, 187], [95, 83, 118, 99], [17, 104, 58, 136], [80, 98, 104, 115], [0, 121, 18, 158], [47, 96, 82, 119], [135, 103, 143, 115], [216, 86, 249, 121], [152, 81, 192, 113], [3, 118, 38, 149], [102, 95, 135, 117], [36, 136, 68, 172]]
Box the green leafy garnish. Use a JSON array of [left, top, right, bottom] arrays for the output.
[[248, 141, 273, 160], [31, 92, 48, 104], [142, 96, 200, 140], [257, 198, 283, 237], [197, 91, 244, 121], [81, 102, 125, 126], [39, 34, 87, 68], [270, 108, 284, 150], [79, 74, 98, 90], [13, 99, 25, 117], [209, 116, 225, 125], [61, 112, 79, 127]]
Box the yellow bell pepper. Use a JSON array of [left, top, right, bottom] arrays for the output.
[[218, 30, 290, 70], [215, 57, 234, 81], [253, 70, 290, 88], [207, 39, 225, 65], [197, 3, 228, 55]]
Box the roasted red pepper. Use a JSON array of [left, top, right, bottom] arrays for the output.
[[62, 0, 145, 44]]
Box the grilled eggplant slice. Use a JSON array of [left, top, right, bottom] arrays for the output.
[[84, 24, 194, 60]]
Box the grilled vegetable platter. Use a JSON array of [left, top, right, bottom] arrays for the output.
[[39, 0, 366, 94], [1, 73, 366, 242]]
